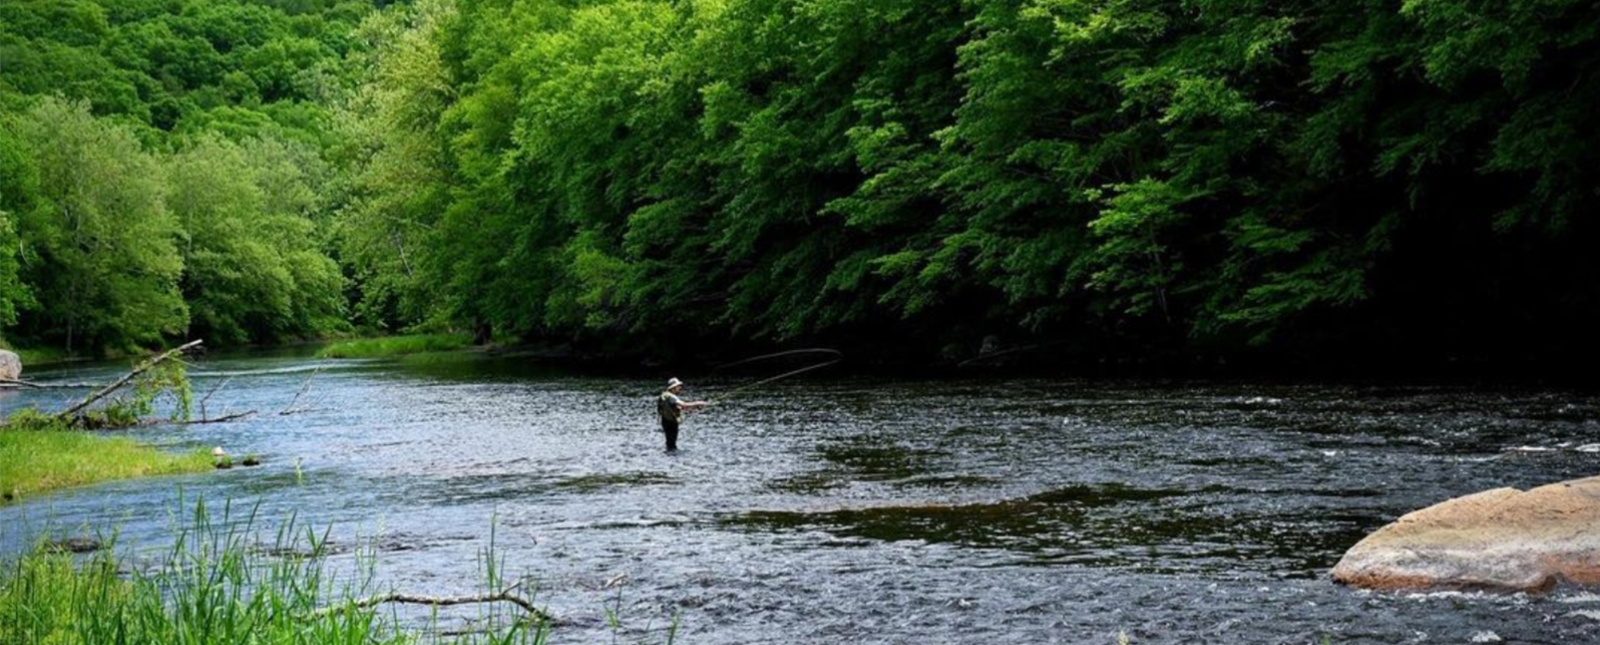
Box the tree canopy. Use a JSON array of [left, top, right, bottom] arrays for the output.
[[3, 0, 1597, 369], [0, 0, 362, 353]]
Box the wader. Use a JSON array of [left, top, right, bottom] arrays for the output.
[[658, 391, 682, 451], [661, 418, 679, 451]]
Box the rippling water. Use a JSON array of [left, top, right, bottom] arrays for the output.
[[4, 350, 1600, 644]]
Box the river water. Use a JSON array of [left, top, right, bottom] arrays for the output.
[[3, 350, 1600, 644]]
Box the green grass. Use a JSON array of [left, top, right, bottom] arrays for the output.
[[0, 500, 551, 645], [0, 427, 213, 503], [6, 345, 74, 368], [315, 334, 473, 359]]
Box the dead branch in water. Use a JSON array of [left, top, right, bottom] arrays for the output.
[[279, 366, 322, 415], [198, 375, 233, 419], [309, 588, 553, 623], [57, 339, 203, 421], [83, 410, 258, 432], [0, 378, 99, 389], [180, 374, 261, 424], [172, 410, 257, 425]]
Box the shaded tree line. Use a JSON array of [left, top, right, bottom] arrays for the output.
[[340, 0, 1600, 368], [5, 0, 1599, 369]]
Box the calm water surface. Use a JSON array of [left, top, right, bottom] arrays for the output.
[[4, 351, 1600, 644]]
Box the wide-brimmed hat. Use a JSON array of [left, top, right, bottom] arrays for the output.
[[666, 377, 684, 389]]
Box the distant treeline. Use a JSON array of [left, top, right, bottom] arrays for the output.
[[3, 0, 1598, 369]]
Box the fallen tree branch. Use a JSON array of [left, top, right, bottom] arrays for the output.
[[309, 589, 554, 623], [279, 366, 321, 415], [57, 340, 203, 421], [198, 376, 233, 420], [0, 378, 99, 389], [81, 410, 258, 432], [172, 410, 257, 425]]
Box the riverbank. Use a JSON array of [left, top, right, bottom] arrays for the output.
[[0, 426, 212, 504], [0, 501, 548, 645], [1, 345, 74, 369], [11, 330, 1600, 386], [314, 333, 473, 359]]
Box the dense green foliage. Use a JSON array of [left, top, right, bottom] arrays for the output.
[[9, 98, 186, 352], [4, 0, 1598, 366], [0, 0, 362, 354]]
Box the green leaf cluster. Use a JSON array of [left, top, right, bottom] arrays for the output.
[[0, 0, 361, 354], [6, 0, 1600, 364], [329, 0, 1600, 363]]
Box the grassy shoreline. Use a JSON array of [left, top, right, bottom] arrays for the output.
[[3, 346, 74, 368], [0, 428, 213, 503], [0, 501, 550, 645], [5, 332, 476, 368], [315, 333, 473, 359]]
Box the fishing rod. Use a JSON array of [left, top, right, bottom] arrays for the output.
[[704, 348, 842, 405], [955, 340, 1072, 368]]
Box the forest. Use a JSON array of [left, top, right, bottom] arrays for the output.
[[2, 0, 1597, 370]]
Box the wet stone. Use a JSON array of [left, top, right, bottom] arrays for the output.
[[1332, 475, 1600, 591], [46, 537, 101, 553]]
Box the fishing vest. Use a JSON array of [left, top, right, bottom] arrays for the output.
[[658, 391, 682, 423]]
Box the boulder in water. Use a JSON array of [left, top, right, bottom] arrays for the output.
[[0, 349, 19, 380], [1331, 475, 1600, 591]]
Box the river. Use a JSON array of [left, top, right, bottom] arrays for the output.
[[3, 350, 1599, 644]]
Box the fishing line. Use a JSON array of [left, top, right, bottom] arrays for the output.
[[709, 348, 843, 374], [705, 348, 842, 405], [955, 340, 1069, 368]]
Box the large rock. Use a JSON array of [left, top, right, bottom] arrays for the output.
[[1331, 475, 1600, 591], [0, 349, 19, 380]]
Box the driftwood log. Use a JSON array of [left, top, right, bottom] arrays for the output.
[[173, 411, 257, 425], [0, 377, 99, 389], [0, 377, 44, 389], [309, 588, 554, 623]]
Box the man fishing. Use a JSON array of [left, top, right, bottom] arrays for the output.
[[657, 377, 709, 452]]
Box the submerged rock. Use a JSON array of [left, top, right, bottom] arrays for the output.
[[0, 349, 19, 380], [46, 537, 102, 553], [1331, 475, 1600, 591]]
